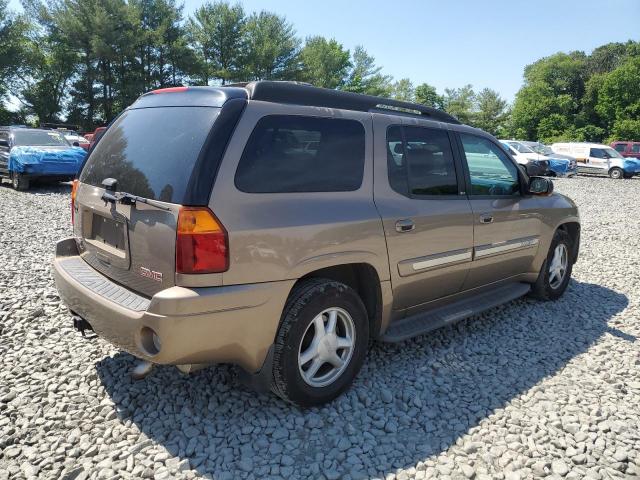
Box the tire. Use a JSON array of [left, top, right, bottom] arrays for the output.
[[11, 172, 29, 191], [271, 278, 369, 407], [623, 173, 634, 179], [609, 167, 623, 179], [530, 229, 574, 301]]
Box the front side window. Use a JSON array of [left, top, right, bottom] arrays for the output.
[[460, 133, 520, 196], [386, 125, 458, 197], [591, 147, 623, 159], [235, 115, 365, 193], [632, 144, 640, 153]]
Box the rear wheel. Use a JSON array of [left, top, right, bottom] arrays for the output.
[[609, 167, 623, 179], [530, 229, 573, 301], [623, 172, 634, 179], [271, 278, 369, 407], [11, 172, 29, 191]]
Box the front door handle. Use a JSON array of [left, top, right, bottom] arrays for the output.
[[395, 219, 415, 233], [479, 214, 494, 224]]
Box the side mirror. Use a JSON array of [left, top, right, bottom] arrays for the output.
[[72, 141, 80, 147], [528, 176, 554, 196], [0, 139, 9, 147]]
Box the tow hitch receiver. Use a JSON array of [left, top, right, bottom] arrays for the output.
[[72, 314, 93, 337]]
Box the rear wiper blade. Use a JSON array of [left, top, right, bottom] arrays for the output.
[[101, 191, 171, 211]]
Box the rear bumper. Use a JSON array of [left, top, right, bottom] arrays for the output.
[[52, 237, 294, 372]]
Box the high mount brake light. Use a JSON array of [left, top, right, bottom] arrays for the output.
[[151, 86, 188, 94], [71, 179, 79, 225], [176, 207, 228, 274]]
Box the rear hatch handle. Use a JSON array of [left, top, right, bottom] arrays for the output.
[[100, 177, 171, 212]]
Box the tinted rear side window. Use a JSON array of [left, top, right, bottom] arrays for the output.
[[235, 115, 365, 193], [80, 107, 220, 203]]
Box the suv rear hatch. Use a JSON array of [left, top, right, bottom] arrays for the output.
[[73, 88, 246, 297]]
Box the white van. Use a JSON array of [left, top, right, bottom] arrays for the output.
[[551, 142, 640, 179]]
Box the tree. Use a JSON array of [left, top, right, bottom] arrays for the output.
[[596, 57, 640, 134], [473, 88, 508, 137], [342, 45, 392, 97], [442, 85, 475, 124], [187, 1, 245, 84], [414, 83, 443, 109], [241, 11, 299, 80], [586, 40, 640, 76], [610, 119, 640, 141], [0, 0, 31, 111], [391, 78, 414, 102], [299, 36, 350, 89]]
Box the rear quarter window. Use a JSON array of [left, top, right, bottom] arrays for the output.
[[235, 115, 365, 193]]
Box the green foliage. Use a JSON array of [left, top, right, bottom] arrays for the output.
[[511, 41, 639, 143], [596, 57, 640, 131], [299, 36, 350, 89], [474, 88, 508, 137], [414, 83, 443, 109], [187, 1, 245, 84], [609, 119, 640, 142], [391, 78, 414, 102], [442, 85, 475, 125], [242, 11, 299, 81], [342, 46, 392, 97]]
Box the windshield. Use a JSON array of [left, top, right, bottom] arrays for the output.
[[604, 147, 624, 159], [80, 106, 220, 204], [13, 130, 70, 147], [528, 143, 554, 155], [508, 142, 534, 154]]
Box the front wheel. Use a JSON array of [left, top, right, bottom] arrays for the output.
[[11, 172, 29, 191], [609, 167, 623, 179], [623, 172, 634, 179], [271, 278, 369, 407], [530, 229, 574, 301]]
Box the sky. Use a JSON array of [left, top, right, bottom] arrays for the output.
[[8, 0, 640, 101]]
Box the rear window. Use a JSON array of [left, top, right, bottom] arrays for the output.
[[235, 115, 365, 193], [80, 107, 220, 203]]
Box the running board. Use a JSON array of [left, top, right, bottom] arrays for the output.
[[381, 282, 531, 343]]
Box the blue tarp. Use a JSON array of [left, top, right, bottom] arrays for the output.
[[8, 146, 86, 176], [623, 159, 640, 173], [548, 158, 575, 177]]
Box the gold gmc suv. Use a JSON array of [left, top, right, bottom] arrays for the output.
[[53, 81, 580, 406]]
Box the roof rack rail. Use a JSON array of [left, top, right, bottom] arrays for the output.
[[233, 81, 460, 124]]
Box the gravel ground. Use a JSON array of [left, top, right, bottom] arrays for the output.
[[1, 177, 639, 480]]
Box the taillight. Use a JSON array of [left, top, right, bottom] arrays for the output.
[[71, 179, 79, 226], [176, 207, 228, 274]]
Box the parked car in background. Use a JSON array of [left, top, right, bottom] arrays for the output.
[[0, 127, 87, 190], [521, 141, 577, 177], [64, 133, 91, 151], [500, 140, 549, 176], [53, 81, 581, 406], [86, 127, 107, 149], [610, 140, 640, 158], [551, 142, 640, 179]]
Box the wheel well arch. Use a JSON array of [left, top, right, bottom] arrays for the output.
[[556, 222, 580, 263], [294, 263, 383, 339]]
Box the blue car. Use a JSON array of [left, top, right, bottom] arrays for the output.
[[0, 127, 87, 190], [522, 141, 578, 177]]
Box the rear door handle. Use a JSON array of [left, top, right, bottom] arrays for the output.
[[479, 214, 494, 224], [395, 219, 415, 233]]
